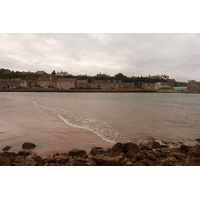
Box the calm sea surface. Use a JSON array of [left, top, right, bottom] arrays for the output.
[[1, 92, 200, 147]]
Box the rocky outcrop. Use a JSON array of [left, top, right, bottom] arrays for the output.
[[1, 141, 200, 166]]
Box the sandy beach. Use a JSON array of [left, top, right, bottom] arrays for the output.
[[0, 97, 111, 157]]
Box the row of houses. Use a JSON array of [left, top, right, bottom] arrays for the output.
[[0, 76, 174, 90], [0, 77, 135, 89]]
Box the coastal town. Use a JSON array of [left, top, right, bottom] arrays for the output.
[[0, 68, 199, 92]]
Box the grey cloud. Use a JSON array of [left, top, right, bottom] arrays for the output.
[[0, 33, 200, 81]]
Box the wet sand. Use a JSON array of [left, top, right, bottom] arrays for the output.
[[0, 98, 112, 157]]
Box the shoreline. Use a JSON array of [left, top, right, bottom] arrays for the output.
[[1, 139, 200, 166], [0, 88, 197, 93]]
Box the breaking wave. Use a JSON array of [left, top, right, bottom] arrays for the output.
[[32, 100, 118, 143]]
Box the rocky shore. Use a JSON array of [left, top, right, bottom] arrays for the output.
[[1, 141, 200, 166]]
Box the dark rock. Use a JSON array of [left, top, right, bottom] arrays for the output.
[[6, 152, 18, 157], [142, 159, 160, 166], [123, 143, 140, 158], [75, 157, 89, 162], [32, 155, 43, 166], [90, 147, 105, 156], [68, 148, 87, 158], [135, 153, 145, 161], [6, 152, 19, 162], [45, 158, 57, 164], [185, 156, 200, 166], [188, 147, 200, 157], [180, 144, 190, 152], [158, 152, 168, 158], [0, 153, 11, 166], [160, 145, 169, 148], [123, 142, 140, 153], [2, 146, 11, 151], [104, 148, 112, 155], [147, 141, 161, 149], [92, 155, 123, 166], [195, 138, 200, 142], [111, 143, 124, 153], [140, 145, 148, 150], [147, 154, 157, 161], [57, 158, 69, 165], [22, 142, 36, 150], [18, 151, 31, 156]]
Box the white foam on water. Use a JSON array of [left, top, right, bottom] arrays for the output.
[[32, 101, 120, 144], [32, 100, 39, 109], [57, 114, 116, 144]]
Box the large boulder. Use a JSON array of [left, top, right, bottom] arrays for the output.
[[92, 155, 123, 166], [0, 153, 11, 166], [123, 142, 140, 158], [123, 142, 140, 153], [22, 142, 36, 150], [68, 148, 87, 158], [111, 143, 124, 153]]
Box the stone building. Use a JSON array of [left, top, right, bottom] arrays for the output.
[[90, 80, 108, 89], [155, 82, 171, 89], [0, 79, 27, 88], [123, 82, 135, 89], [76, 80, 90, 88], [37, 76, 57, 88], [57, 78, 76, 89], [141, 83, 155, 89], [27, 80, 37, 88], [107, 80, 123, 89], [56, 71, 69, 76]]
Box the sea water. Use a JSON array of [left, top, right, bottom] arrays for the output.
[[1, 92, 200, 150]]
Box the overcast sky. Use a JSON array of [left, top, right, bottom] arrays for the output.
[[0, 33, 200, 81]]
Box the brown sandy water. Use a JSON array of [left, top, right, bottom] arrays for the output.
[[0, 93, 111, 156], [0, 92, 200, 156]]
